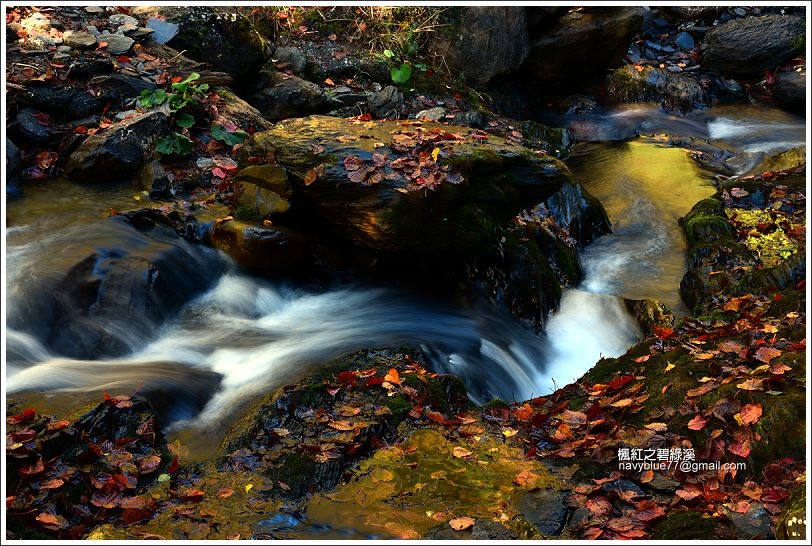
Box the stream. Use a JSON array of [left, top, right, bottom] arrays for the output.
[[4, 103, 804, 454]]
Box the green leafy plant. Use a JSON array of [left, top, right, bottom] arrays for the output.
[[390, 62, 412, 85], [155, 132, 193, 156], [138, 73, 209, 113], [211, 123, 248, 147]]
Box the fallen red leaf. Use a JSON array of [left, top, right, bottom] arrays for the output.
[[737, 403, 762, 425], [687, 415, 708, 430]]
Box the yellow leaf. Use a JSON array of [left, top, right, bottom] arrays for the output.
[[431, 147, 440, 162], [452, 447, 472, 458], [664, 362, 675, 372], [698, 376, 715, 383], [501, 428, 518, 438], [245, 483, 253, 493]]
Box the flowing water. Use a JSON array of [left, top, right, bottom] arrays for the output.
[[4, 103, 804, 453]]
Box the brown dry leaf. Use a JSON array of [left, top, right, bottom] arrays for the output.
[[559, 409, 588, 426], [36, 513, 65, 530], [695, 352, 716, 360], [718, 340, 745, 353], [736, 378, 764, 391], [452, 447, 472, 459], [644, 422, 668, 432], [217, 487, 234, 499], [610, 398, 634, 408], [449, 517, 475, 531], [754, 346, 781, 364], [514, 403, 533, 422], [686, 381, 719, 397], [640, 469, 654, 483], [328, 420, 356, 431], [769, 362, 791, 374], [675, 488, 702, 501]]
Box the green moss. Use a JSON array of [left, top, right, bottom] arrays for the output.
[[652, 510, 734, 540], [233, 205, 263, 222], [385, 394, 413, 421], [681, 212, 734, 246]]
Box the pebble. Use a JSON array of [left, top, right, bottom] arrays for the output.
[[674, 31, 695, 50], [196, 157, 214, 169], [57, 45, 72, 52], [733, 8, 747, 17], [62, 30, 96, 48], [84, 7, 104, 14], [101, 34, 135, 55], [667, 65, 683, 73], [108, 14, 139, 28], [86, 25, 100, 37], [414, 107, 446, 121]]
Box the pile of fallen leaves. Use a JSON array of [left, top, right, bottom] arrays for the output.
[[6, 394, 169, 539]]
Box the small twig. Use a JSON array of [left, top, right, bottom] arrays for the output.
[[167, 49, 188, 63]]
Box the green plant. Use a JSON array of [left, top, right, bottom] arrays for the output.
[[155, 132, 193, 156], [211, 123, 248, 146], [138, 73, 209, 113]]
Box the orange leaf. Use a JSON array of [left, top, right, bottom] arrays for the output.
[[634, 355, 650, 363], [639, 469, 654, 483], [737, 403, 762, 425], [514, 403, 533, 422], [383, 367, 400, 385], [36, 513, 65, 530], [559, 410, 587, 426], [687, 415, 707, 430], [769, 362, 791, 374], [513, 470, 540, 489], [686, 381, 719, 397], [180, 488, 205, 501], [218, 487, 234, 499], [728, 440, 751, 458], [449, 517, 475, 531], [452, 447, 472, 459]]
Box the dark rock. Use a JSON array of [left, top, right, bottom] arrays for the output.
[[602, 478, 648, 497], [646, 474, 681, 493], [368, 85, 403, 119], [526, 6, 568, 30], [424, 519, 519, 540], [22, 83, 113, 120], [138, 159, 174, 197], [146, 17, 179, 44], [298, 40, 390, 82], [96, 73, 158, 98], [245, 69, 342, 122], [15, 107, 51, 142], [450, 110, 487, 129], [240, 115, 573, 262], [773, 68, 806, 113], [674, 31, 695, 50], [517, 488, 569, 536], [66, 58, 115, 80], [273, 46, 307, 75], [729, 503, 774, 539], [433, 6, 529, 87], [214, 86, 274, 132], [660, 6, 723, 22], [210, 219, 307, 276], [64, 111, 168, 182], [776, 484, 806, 540], [624, 299, 674, 335], [702, 15, 805, 79], [521, 7, 644, 85], [606, 65, 709, 112], [7, 138, 21, 175], [162, 6, 272, 81], [15, 217, 222, 360]]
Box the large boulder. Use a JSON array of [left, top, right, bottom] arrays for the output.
[[520, 7, 644, 85], [238, 115, 574, 265], [432, 6, 529, 87], [702, 15, 805, 79], [64, 111, 168, 182], [148, 7, 272, 81], [209, 219, 307, 276]]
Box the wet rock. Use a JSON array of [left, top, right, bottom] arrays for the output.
[[162, 6, 272, 81], [624, 299, 674, 335], [424, 520, 519, 540], [100, 33, 134, 55], [702, 15, 805, 79], [20, 217, 222, 359], [517, 488, 569, 536], [606, 65, 708, 112], [146, 17, 179, 44], [433, 6, 529, 87], [7, 138, 21, 176], [659, 6, 723, 23], [273, 46, 307, 75], [674, 31, 695, 50], [64, 110, 168, 182], [15, 107, 52, 142], [108, 14, 139, 28], [96, 73, 158, 98], [66, 58, 115, 80], [729, 503, 774, 539], [521, 7, 644, 86], [84, 6, 103, 14], [210, 219, 307, 276], [138, 159, 174, 197], [245, 69, 342, 122], [62, 29, 96, 48], [368, 85, 403, 119], [19, 83, 113, 120], [239, 115, 574, 264], [233, 165, 292, 218], [772, 68, 805, 113], [652, 510, 737, 539]]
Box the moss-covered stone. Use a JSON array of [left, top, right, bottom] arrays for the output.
[[652, 510, 736, 540]]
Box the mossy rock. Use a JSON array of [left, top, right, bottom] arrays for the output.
[[776, 481, 807, 540], [652, 510, 736, 540]]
